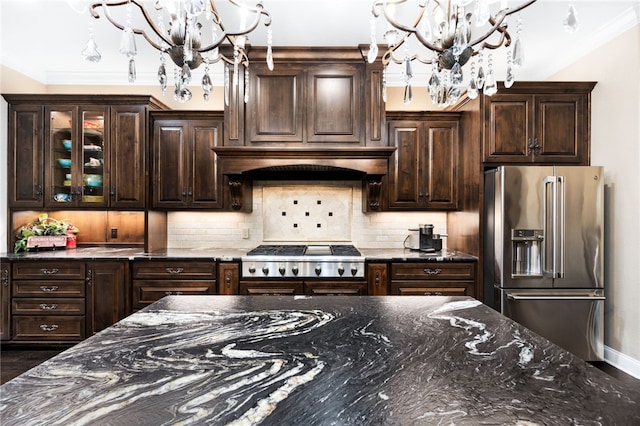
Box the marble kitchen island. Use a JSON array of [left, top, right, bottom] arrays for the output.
[[1, 296, 639, 425]]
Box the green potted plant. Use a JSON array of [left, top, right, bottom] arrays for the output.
[[14, 213, 79, 253]]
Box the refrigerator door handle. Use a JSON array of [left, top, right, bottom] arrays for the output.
[[506, 294, 605, 301], [543, 176, 565, 278]]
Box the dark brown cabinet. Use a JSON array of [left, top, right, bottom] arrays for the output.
[[151, 112, 224, 209], [390, 262, 477, 297], [131, 260, 217, 309], [1, 260, 10, 341], [238, 279, 366, 296], [6, 104, 43, 208], [4, 95, 164, 209], [11, 261, 87, 342], [218, 262, 240, 295], [387, 113, 460, 210], [86, 261, 128, 335], [482, 82, 595, 165], [366, 263, 389, 296], [227, 47, 384, 147]]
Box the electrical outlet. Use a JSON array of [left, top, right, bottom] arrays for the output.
[[241, 228, 250, 239], [111, 228, 118, 238]]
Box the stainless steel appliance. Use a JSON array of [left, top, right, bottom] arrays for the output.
[[242, 245, 365, 278], [484, 166, 605, 361]]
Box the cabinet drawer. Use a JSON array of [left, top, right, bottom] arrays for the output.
[[239, 281, 303, 296], [133, 280, 216, 308], [394, 285, 470, 296], [391, 262, 476, 280], [13, 316, 85, 341], [12, 298, 85, 315], [304, 281, 367, 296], [13, 262, 85, 280], [13, 280, 85, 297], [132, 261, 216, 279]]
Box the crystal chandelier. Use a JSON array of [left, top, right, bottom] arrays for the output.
[[82, 0, 274, 103], [367, 0, 579, 107]]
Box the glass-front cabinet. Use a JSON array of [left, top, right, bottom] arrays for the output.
[[46, 106, 109, 207]]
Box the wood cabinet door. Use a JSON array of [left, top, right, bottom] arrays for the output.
[[110, 105, 146, 208], [483, 93, 533, 163], [1, 263, 10, 341], [189, 120, 223, 208], [367, 263, 388, 296], [306, 64, 363, 144], [388, 120, 422, 208], [86, 261, 128, 335], [424, 121, 458, 209], [218, 262, 240, 295], [8, 104, 44, 207], [152, 120, 188, 208], [247, 65, 305, 144], [534, 94, 587, 164]]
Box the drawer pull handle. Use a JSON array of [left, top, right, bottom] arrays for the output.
[[165, 268, 184, 275], [40, 285, 59, 292], [226, 272, 232, 287], [423, 268, 442, 275], [40, 324, 59, 332], [40, 268, 59, 275], [39, 303, 58, 310], [164, 291, 184, 296]]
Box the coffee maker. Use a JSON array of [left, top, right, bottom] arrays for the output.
[[405, 224, 445, 252]]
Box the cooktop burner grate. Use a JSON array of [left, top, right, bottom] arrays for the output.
[[246, 245, 361, 257]]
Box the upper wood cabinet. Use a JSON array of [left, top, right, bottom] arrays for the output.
[[226, 47, 385, 147], [151, 112, 224, 209], [4, 95, 166, 209], [482, 82, 595, 165], [386, 113, 461, 210]]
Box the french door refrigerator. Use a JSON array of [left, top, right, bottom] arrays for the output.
[[484, 166, 604, 361]]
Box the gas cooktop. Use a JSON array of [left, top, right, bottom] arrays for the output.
[[246, 245, 361, 257]]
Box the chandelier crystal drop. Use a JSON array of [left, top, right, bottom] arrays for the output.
[[368, 0, 575, 107], [85, 0, 274, 103]]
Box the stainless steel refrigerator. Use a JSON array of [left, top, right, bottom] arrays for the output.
[[484, 166, 605, 361]]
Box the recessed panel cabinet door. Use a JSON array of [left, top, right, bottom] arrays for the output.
[[247, 65, 304, 143], [484, 94, 531, 162], [153, 121, 188, 207], [110, 106, 145, 208], [189, 121, 222, 207], [307, 65, 363, 144], [388, 121, 422, 208], [8, 104, 44, 207], [86, 261, 128, 335]]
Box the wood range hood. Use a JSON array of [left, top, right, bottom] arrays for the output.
[[213, 147, 396, 211]]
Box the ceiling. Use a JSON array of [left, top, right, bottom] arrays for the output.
[[1, 0, 639, 87]]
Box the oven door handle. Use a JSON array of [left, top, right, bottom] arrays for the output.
[[506, 294, 605, 301]]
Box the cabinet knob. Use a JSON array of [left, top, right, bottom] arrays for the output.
[[35, 185, 43, 201]]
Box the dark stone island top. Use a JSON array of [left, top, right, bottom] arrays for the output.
[[2, 296, 639, 425]]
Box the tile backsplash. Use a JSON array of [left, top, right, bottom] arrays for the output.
[[167, 181, 446, 249]]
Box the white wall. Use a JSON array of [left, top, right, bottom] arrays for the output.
[[550, 25, 640, 371]]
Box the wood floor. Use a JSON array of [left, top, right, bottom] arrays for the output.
[[2, 347, 640, 392]]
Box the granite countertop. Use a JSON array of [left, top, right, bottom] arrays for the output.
[[1, 295, 638, 425], [2, 247, 476, 262]]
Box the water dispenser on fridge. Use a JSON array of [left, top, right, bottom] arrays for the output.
[[511, 229, 542, 277]]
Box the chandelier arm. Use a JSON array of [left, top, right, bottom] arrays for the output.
[[468, 0, 536, 49], [90, 0, 172, 51]]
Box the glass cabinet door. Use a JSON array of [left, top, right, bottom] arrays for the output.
[[47, 106, 108, 207], [49, 108, 75, 204], [79, 110, 106, 205]]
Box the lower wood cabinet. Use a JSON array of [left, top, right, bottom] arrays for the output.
[[86, 261, 128, 335], [390, 262, 477, 297], [366, 263, 389, 296], [1, 260, 10, 341], [239, 280, 367, 296], [10, 261, 86, 342], [131, 260, 217, 309]]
